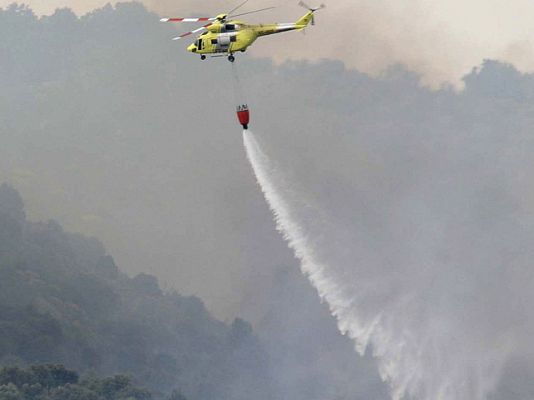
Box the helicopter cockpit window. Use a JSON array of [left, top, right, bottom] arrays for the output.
[[225, 24, 236, 31]]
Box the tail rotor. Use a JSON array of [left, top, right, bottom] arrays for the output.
[[298, 1, 325, 25]]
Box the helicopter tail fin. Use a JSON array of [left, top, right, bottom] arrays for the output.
[[295, 11, 314, 28], [296, 2, 325, 28]]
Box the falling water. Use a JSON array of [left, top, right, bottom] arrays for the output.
[[242, 129, 524, 400]]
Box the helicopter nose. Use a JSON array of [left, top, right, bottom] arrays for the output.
[[187, 44, 197, 53]]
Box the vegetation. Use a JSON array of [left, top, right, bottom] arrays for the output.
[[0, 364, 154, 400], [0, 184, 273, 400]]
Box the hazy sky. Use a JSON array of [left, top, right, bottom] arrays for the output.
[[3, 0, 534, 85]]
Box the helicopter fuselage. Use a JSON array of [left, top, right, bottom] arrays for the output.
[[187, 11, 313, 56]]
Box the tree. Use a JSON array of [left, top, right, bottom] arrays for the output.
[[0, 367, 33, 388], [48, 384, 100, 400], [0, 383, 23, 400], [168, 390, 187, 400], [29, 365, 79, 389]]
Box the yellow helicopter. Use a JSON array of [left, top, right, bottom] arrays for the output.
[[161, 1, 325, 62]]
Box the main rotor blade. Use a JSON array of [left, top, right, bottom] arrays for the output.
[[298, 1, 325, 11], [172, 23, 213, 40], [227, 0, 250, 16], [160, 17, 216, 22], [229, 7, 276, 18], [298, 1, 312, 10]]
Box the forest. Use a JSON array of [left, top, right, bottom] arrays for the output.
[[0, 184, 272, 399], [0, 364, 161, 400]]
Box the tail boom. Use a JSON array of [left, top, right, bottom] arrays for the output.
[[254, 19, 309, 37]]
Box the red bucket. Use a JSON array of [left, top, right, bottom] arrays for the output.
[[236, 104, 250, 130]]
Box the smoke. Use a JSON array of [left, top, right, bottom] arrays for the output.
[[5, 0, 534, 86], [243, 129, 534, 400]]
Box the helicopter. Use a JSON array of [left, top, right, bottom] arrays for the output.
[[161, 1, 325, 62]]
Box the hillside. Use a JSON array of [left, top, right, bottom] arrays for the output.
[[0, 183, 273, 400]]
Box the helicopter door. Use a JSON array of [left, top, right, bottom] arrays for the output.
[[218, 33, 231, 49]]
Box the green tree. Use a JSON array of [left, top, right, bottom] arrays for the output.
[[168, 390, 187, 400], [29, 365, 78, 389], [0, 383, 23, 400], [0, 367, 33, 388], [84, 375, 151, 400], [48, 384, 101, 400]]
